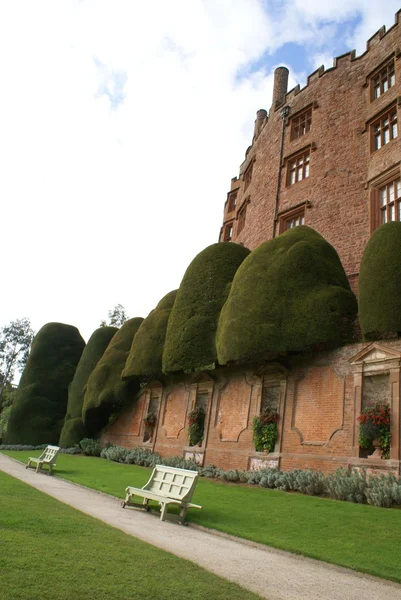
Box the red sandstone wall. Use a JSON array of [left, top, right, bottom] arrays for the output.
[[220, 13, 401, 286], [101, 341, 401, 475]]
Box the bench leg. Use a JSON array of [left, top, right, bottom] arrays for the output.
[[48, 465, 53, 476], [179, 505, 188, 524], [159, 503, 168, 521]]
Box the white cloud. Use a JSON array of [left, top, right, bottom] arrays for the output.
[[0, 1, 400, 346]]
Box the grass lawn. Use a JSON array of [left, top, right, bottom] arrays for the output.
[[0, 470, 260, 600], [4, 451, 401, 583]]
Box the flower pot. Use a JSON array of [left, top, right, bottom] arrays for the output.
[[369, 438, 382, 460]]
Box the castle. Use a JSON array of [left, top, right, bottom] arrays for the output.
[[96, 13, 401, 477], [219, 11, 401, 294]]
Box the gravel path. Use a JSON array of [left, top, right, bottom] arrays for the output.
[[1, 453, 401, 600]]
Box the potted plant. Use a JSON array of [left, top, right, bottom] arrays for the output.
[[358, 401, 390, 459], [144, 412, 157, 430], [253, 406, 279, 453], [187, 406, 206, 447]]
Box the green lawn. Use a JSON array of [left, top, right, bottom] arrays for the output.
[[4, 451, 401, 583], [0, 470, 260, 600]]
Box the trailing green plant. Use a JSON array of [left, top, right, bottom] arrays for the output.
[[79, 438, 103, 457], [358, 402, 391, 459], [143, 412, 157, 430], [252, 406, 278, 453], [187, 406, 206, 447]]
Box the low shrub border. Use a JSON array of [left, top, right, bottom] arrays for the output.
[[98, 443, 401, 509]]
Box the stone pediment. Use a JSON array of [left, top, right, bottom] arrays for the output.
[[349, 343, 401, 366]]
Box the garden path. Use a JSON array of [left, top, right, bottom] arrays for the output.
[[1, 453, 401, 600]]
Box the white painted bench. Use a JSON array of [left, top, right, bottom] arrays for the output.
[[26, 445, 60, 475], [122, 464, 202, 524]]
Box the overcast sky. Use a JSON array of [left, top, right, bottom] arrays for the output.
[[1, 1, 400, 342]]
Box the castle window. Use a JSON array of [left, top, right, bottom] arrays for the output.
[[237, 202, 247, 235], [291, 108, 312, 140], [378, 178, 401, 224], [287, 151, 310, 185], [227, 192, 237, 212], [278, 206, 305, 234], [371, 108, 397, 151], [372, 60, 395, 100], [243, 160, 254, 191], [223, 223, 233, 241], [370, 172, 401, 231]]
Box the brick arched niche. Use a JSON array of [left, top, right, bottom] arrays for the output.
[[183, 373, 214, 466], [350, 343, 401, 461], [255, 363, 288, 452]]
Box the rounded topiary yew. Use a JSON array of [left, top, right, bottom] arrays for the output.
[[216, 226, 357, 364], [162, 242, 250, 373], [59, 326, 118, 447], [82, 317, 143, 437], [6, 322, 85, 445], [122, 290, 177, 380], [359, 221, 401, 340]]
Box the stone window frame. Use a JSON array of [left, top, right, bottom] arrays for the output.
[[370, 104, 398, 152], [286, 149, 310, 186], [236, 197, 250, 235], [243, 159, 254, 192], [227, 191, 237, 213], [349, 343, 401, 462], [278, 203, 306, 234], [369, 166, 401, 232], [223, 221, 234, 242], [290, 106, 312, 140], [371, 58, 396, 101]]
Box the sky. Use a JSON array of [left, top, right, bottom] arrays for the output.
[[1, 1, 401, 344]]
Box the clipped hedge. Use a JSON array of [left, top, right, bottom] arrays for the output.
[[123, 290, 177, 380], [163, 243, 250, 373], [359, 222, 401, 339], [59, 326, 117, 447], [217, 226, 357, 364], [6, 323, 85, 445], [82, 318, 143, 437]]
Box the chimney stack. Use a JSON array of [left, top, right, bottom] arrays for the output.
[[253, 109, 267, 140], [272, 66, 289, 108]]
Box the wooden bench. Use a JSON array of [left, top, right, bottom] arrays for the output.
[[26, 445, 60, 475], [122, 464, 202, 524]]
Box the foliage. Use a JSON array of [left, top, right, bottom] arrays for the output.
[[6, 322, 85, 445], [100, 304, 129, 328], [0, 405, 12, 439], [0, 318, 34, 395], [0, 444, 79, 453], [59, 326, 118, 447], [188, 406, 206, 446], [82, 318, 143, 438], [123, 290, 177, 380], [79, 438, 103, 456], [163, 243, 250, 373], [252, 406, 278, 452], [359, 222, 401, 339], [0, 473, 257, 600], [143, 412, 157, 429], [358, 402, 391, 459], [217, 226, 358, 365], [325, 468, 368, 503]]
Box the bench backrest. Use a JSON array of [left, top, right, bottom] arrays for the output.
[[143, 465, 199, 502], [38, 445, 60, 463]]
